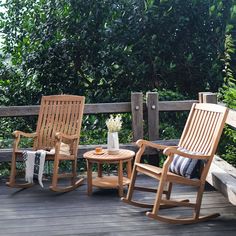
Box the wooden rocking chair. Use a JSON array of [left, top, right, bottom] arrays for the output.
[[122, 103, 228, 224], [7, 95, 85, 192]]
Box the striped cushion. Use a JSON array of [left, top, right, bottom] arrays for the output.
[[169, 147, 202, 179]]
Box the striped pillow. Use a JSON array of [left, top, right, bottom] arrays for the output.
[[169, 147, 202, 179]]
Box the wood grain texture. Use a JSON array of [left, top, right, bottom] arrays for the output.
[[226, 109, 236, 128], [147, 92, 159, 140], [0, 175, 236, 235], [92, 176, 130, 188], [202, 93, 217, 104], [124, 103, 229, 224], [158, 100, 198, 111], [84, 102, 131, 114], [207, 155, 236, 205], [83, 149, 135, 162], [7, 95, 85, 192], [131, 92, 144, 141], [0, 140, 179, 162], [84, 149, 135, 197], [0, 100, 198, 117]]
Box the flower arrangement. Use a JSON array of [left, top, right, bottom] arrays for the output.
[[106, 114, 122, 133]]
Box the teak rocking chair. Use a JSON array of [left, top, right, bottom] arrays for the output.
[[122, 103, 228, 224], [7, 95, 85, 192]]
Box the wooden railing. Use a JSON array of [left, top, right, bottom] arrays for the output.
[[0, 92, 235, 162]]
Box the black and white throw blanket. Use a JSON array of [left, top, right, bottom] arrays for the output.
[[23, 150, 46, 188], [22, 143, 70, 188]]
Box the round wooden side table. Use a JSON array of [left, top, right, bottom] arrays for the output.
[[83, 149, 135, 197]]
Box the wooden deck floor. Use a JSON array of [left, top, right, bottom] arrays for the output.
[[1, 175, 236, 236]]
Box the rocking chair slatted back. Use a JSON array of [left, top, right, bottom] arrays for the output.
[[34, 95, 85, 150], [179, 103, 227, 156], [8, 95, 85, 192]]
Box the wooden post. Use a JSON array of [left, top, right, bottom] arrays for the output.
[[147, 92, 159, 141], [146, 92, 160, 166], [201, 92, 217, 104], [198, 92, 204, 103], [131, 92, 143, 142]]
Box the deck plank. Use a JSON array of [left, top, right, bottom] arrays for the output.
[[0, 176, 236, 236]]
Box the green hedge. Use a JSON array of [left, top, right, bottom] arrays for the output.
[[0, 0, 233, 105], [219, 33, 236, 166]]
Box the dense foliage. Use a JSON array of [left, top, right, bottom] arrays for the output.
[[219, 33, 236, 166], [0, 0, 233, 106]]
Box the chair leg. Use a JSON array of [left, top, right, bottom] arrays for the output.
[[122, 165, 157, 208], [6, 153, 33, 188], [146, 178, 188, 223], [164, 182, 172, 200], [71, 160, 76, 185], [125, 165, 137, 201], [121, 164, 137, 203], [50, 157, 60, 190], [194, 183, 205, 219], [122, 166, 178, 209], [7, 152, 17, 187], [149, 177, 166, 216], [121, 165, 151, 207], [50, 158, 84, 193], [193, 182, 220, 221]]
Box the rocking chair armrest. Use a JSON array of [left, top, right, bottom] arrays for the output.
[[12, 131, 37, 151], [163, 147, 211, 160], [136, 139, 169, 150], [134, 139, 172, 163], [55, 132, 78, 142], [13, 130, 38, 139]]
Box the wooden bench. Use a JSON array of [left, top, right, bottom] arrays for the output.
[[207, 155, 236, 205]]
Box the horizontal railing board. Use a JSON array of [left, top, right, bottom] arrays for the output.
[[0, 139, 179, 162], [84, 102, 132, 114], [86, 101, 198, 113], [0, 103, 132, 117], [2, 100, 234, 128], [158, 100, 198, 111], [0, 106, 40, 117], [0, 100, 197, 118]]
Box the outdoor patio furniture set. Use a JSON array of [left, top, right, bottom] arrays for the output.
[[6, 95, 228, 224]]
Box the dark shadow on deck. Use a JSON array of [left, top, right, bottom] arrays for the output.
[[0, 176, 236, 236]]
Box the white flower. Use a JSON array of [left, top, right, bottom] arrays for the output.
[[106, 114, 122, 132]]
